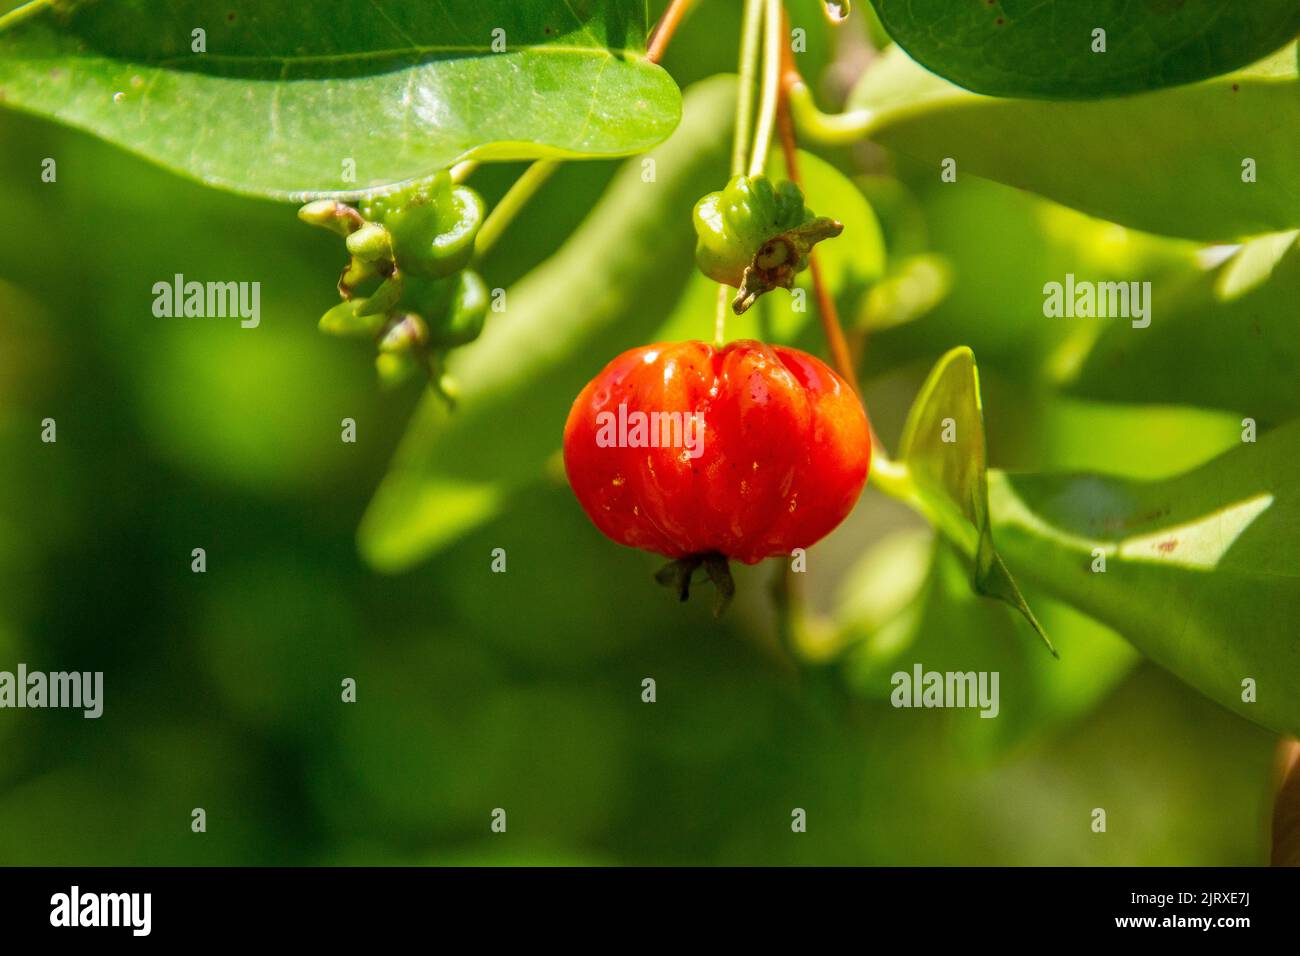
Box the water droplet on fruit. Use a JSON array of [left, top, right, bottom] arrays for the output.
[[112, 91, 125, 103]]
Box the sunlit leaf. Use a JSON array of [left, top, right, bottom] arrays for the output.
[[989, 419, 1300, 736], [850, 44, 1300, 241], [1214, 229, 1299, 300], [1069, 240, 1300, 424], [896, 346, 1054, 654], [0, 0, 681, 198]]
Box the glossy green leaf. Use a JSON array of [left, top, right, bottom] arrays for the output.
[[989, 418, 1300, 736], [868, 0, 1300, 99], [0, 0, 682, 199], [1215, 229, 1299, 300], [896, 346, 1054, 654], [358, 76, 734, 571], [1023, 397, 1243, 482], [1068, 239, 1300, 424], [850, 44, 1300, 241]]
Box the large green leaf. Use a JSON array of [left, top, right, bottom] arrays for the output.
[[850, 44, 1300, 241], [1068, 237, 1300, 424], [0, 0, 681, 198], [895, 346, 1054, 654], [358, 76, 734, 571], [989, 419, 1300, 736], [868, 0, 1300, 99]]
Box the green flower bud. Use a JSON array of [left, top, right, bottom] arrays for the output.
[[298, 199, 364, 236], [375, 351, 421, 389], [355, 276, 403, 317], [378, 312, 429, 354], [402, 270, 489, 348], [436, 373, 459, 404], [345, 222, 392, 262], [338, 255, 381, 299], [358, 172, 484, 278], [319, 299, 387, 338], [433, 269, 489, 347]]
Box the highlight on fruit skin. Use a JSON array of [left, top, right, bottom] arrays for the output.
[[562, 339, 871, 567]]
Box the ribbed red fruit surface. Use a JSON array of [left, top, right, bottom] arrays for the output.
[[563, 340, 871, 564]]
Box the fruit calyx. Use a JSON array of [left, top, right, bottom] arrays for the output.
[[733, 216, 843, 313], [654, 552, 736, 617]]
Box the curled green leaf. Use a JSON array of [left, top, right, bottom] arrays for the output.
[[897, 347, 1055, 656]]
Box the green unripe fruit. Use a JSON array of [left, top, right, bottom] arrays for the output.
[[298, 199, 364, 237], [403, 270, 489, 348], [436, 269, 489, 347], [338, 255, 381, 297], [692, 175, 843, 313], [358, 172, 484, 278], [355, 277, 403, 317], [319, 299, 387, 338], [378, 312, 429, 354], [375, 351, 420, 389], [693, 175, 811, 288], [345, 222, 392, 262]]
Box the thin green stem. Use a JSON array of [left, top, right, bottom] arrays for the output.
[[471, 159, 559, 265], [786, 82, 874, 145], [867, 450, 914, 503], [0, 0, 48, 30], [732, 0, 765, 177], [450, 159, 479, 184], [714, 283, 729, 347], [747, 0, 783, 178], [714, 0, 766, 346]]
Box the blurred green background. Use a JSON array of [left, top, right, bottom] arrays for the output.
[[0, 0, 1281, 865]]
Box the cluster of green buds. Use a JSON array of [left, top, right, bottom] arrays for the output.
[[693, 174, 842, 313], [298, 171, 487, 398]]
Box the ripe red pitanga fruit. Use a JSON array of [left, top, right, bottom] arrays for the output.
[[563, 340, 870, 565]]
